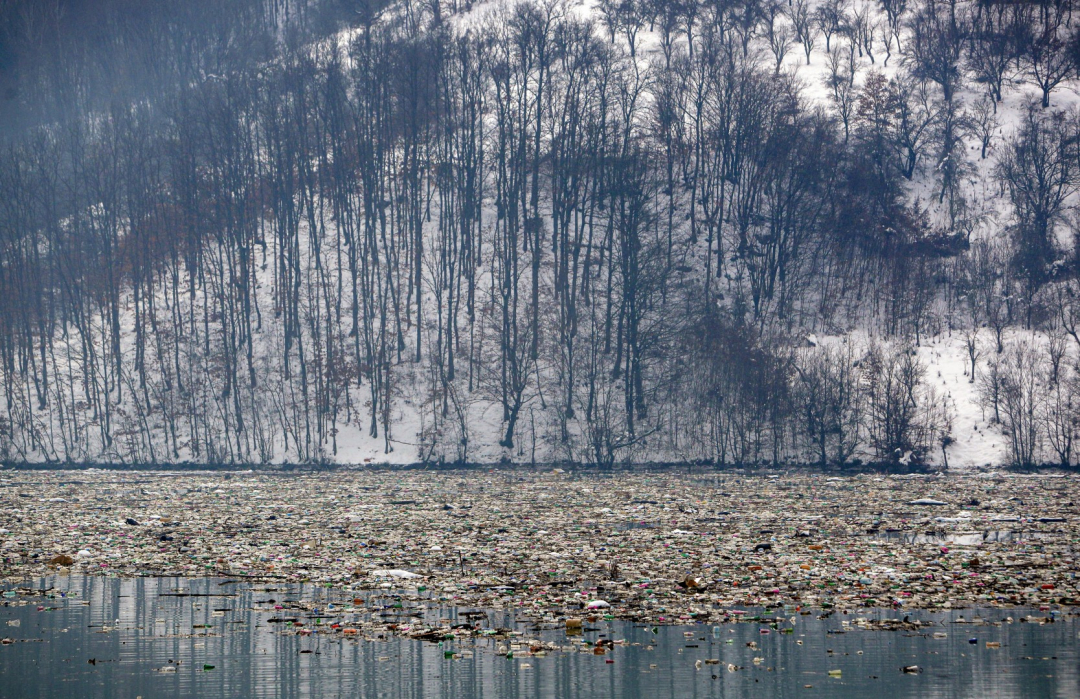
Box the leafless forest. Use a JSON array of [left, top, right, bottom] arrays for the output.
[[2, 0, 1080, 468]]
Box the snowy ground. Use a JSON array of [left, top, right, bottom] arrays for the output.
[[4, 0, 1078, 469]]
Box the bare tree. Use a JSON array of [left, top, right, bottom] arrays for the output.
[[904, 0, 967, 102], [791, 0, 817, 65], [966, 95, 998, 160], [979, 339, 1043, 467], [862, 343, 951, 467], [1023, 10, 1073, 109], [765, 8, 795, 73], [794, 342, 864, 467], [995, 106, 1078, 288], [826, 47, 861, 142], [816, 0, 846, 53], [967, 5, 1021, 107]]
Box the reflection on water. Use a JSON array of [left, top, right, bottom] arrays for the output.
[[0, 576, 1077, 698]]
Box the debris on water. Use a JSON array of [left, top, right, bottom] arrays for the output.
[[369, 570, 422, 580], [0, 469, 1077, 632], [678, 575, 706, 590]]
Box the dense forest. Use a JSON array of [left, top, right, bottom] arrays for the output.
[[2, 0, 1080, 468]]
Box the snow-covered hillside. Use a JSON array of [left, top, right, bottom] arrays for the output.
[[2, 0, 1080, 468]]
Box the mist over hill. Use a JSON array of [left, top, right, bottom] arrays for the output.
[[2, 0, 1080, 468]]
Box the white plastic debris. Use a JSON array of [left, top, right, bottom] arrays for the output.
[[370, 569, 422, 579]]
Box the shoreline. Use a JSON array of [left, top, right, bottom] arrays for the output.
[[4, 461, 1080, 474]]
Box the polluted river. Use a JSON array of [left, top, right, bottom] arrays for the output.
[[0, 469, 1078, 697]]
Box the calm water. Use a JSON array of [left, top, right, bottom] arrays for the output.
[[0, 576, 1076, 698]]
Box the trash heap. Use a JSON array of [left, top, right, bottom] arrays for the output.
[[1, 469, 1077, 627]]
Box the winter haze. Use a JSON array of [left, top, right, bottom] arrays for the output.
[[1, 0, 1079, 469]]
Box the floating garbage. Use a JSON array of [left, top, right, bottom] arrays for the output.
[[370, 570, 422, 580], [0, 469, 1077, 627]]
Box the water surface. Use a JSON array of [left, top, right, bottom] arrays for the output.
[[0, 576, 1076, 698]]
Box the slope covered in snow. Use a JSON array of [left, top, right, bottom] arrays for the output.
[[2, 0, 1080, 469]]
